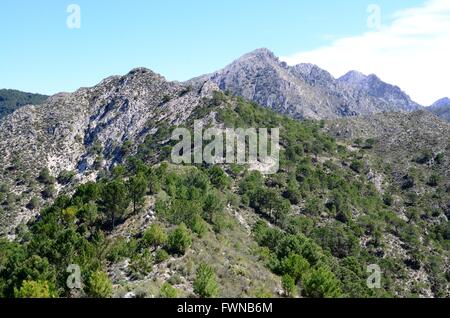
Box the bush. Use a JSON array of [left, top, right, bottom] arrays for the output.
[[160, 282, 178, 298], [37, 168, 55, 185], [415, 150, 433, 164], [128, 251, 153, 279], [279, 254, 310, 283], [302, 267, 341, 298], [208, 166, 231, 189], [212, 212, 233, 233], [193, 263, 219, 298], [191, 214, 208, 237], [86, 271, 112, 298], [167, 223, 192, 255], [42, 184, 56, 199], [142, 224, 167, 248], [383, 194, 393, 206], [155, 249, 170, 264], [402, 175, 415, 190], [14, 280, 53, 298], [350, 160, 364, 173], [107, 238, 136, 262], [313, 225, 359, 258], [26, 196, 40, 210], [203, 191, 225, 222], [435, 153, 444, 165], [281, 275, 297, 298], [427, 174, 440, 187], [57, 170, 75, 185]]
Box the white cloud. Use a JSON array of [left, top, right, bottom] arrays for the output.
[[281, 0, 450, 106]]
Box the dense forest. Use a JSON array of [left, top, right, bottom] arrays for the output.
[[0, 89, 48, 119]]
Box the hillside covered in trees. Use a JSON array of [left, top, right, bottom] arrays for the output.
[[1, 92, 448, 298], [0, 89, 48, 119]]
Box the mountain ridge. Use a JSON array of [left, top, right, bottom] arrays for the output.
[[429, 97, 450, 122], [0, 68, 218, 234], [189, 48, 424, 120], [0, 89, 48, 119]]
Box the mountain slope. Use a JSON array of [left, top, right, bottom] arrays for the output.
[[429, 98, 450, 122], [325, 110, 450, 221], [0, 68, 217, 235], [338, 71, 422, 112], [0, 89, 48, 119], [1, 91, 448, 298], [190, 48, 422, 120], [0, 60, 448, 299]]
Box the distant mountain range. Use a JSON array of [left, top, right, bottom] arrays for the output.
[[429, 98, 450, 122], [0, 89, 48, 119], [189, 48, 429, 120], [2, 49, 448, 123]]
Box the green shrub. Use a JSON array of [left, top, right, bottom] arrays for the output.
[[42, 184, 56, 199], [302, 267, 341, 298], [350, 160, 364, 173], [155, 249, 170, 264], [37, 168, 55, 185], [191, 214, 208, 237], [167, 223, 192, 255], [86, 271, 112, 298], [415, 150, 433, 164], [427, 174, 440, 187], [142, 224, 168, 248], [193, 263, 219, 298], [279, 254, 310, 283], [14, 280, 53, 298], [160, 282, 178, 298], [26, 196, 40, 210], [57, 170, 75, 185], [281, 274, 297, 298], [128, 251, 153, 279]]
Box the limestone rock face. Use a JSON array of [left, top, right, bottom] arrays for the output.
[[0, 68, 208, 234], [190, 48, 423, 120]]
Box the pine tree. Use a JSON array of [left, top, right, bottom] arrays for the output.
[[127, 173, 147, 214], [102, 180, 129, 230]]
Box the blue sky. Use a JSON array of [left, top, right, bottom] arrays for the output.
[[0, 0, 436, 100]]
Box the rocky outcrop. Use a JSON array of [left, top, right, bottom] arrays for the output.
[[0, 68, 211, 234], [189, 48, 422, 120], [338, 71, 422, 112]]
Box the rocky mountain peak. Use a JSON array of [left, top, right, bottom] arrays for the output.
[[190, 49, 422, 120], [429, 97, 450, 122], [290, 63, 336, 85], [431, 97, 450, 108], [241, 48, 278, 61], [339, 71, 422, 112], [338, 70, 368, 84]]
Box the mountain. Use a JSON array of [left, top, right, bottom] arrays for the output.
[[326, 110, 449, 179], [1, 85, 448, 298], [338, 71, 422, 112], [0, 89, 48, 119], [189, 48, 422, 120], [0, 68, 217, 234], [429, 97, 450, 122], [0, 55, 449, 299]]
